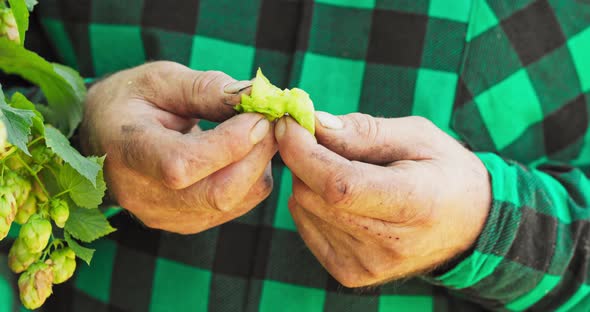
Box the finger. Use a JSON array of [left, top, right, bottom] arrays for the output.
[[314, 112, 446, 164], [129, 167, 274, 235], [275, 117, 359, 196], [291, 176, 397, 238], [292, 172, 432, 236], [290, 200, 370, 287], [204, 126, 277, 211], [129, 61, 252, 121], [288, 198, 334, 268], [118, 112, 271, 189]]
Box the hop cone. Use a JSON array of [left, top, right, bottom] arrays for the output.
[[0, 120, 6, 151], [49, 247, 76, 284], [49, 199, 69, 228], [0, 187, 17, 240], [32, 180, 48, 203], [0, 8, 19, 43], [15, 195, 37, 225], [18, 262, 53, 310], [31, 146, 53, 165], [19, 215, 52, 253], [3, 171, 32, 207], [8, 238, 41, 273]]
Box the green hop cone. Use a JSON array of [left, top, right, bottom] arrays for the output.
[[32, 180, 48, 203], [0, 187, 17, 240], [3, 171, 32, 207], [15, 195, 37, 225], [18, 262, 53, 310], [0, 8, 19, 43], [31, 146, 53, 165], [49, 199, 69, 228], [19, 215, 52, 253], [49, 247, 76, 284], [236, 68, 316, 134], [8, 238, 41, 273], [0, 119, 6, 151]]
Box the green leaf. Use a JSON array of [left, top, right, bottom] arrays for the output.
[[0, 85, 34, 154], [65, 205, 115, 243], [9, 92, 44, 135], [7, 0, 28, 45], [45, 126, 100, 186], [58, 156, 106, 208], [64, 231, 94, 265], [24, 0, 36, 11], [0, 37, 84, 136]]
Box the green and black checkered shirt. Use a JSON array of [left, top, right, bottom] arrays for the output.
[[2, 0, 590, 311]]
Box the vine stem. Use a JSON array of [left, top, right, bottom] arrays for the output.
[[53, 189, 70, 198], [27, 136, 44, 148], [14, 154, 50, 197]]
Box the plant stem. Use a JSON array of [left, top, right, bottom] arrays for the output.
[[15, 154, 49, 197]]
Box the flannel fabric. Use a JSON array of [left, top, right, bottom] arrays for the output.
[[2, 0, 590, 311]]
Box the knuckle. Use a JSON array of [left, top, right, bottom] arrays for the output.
[[349, 113, 381, 144], [205, 183, 233, 212], [408, 116, 435, 130], [323, 172, 357, 207], [160, 157, 190, 189], [194, 70, 228, 96], [254, 173, 274, 198]]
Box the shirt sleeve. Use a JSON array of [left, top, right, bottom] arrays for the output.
[[423, 152, 590, 311]]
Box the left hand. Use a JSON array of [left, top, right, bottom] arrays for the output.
[[275, 112, 491, 287]]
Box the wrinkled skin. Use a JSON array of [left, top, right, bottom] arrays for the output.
[[276, 113, 491, 287], [81, 62, 277, 234]]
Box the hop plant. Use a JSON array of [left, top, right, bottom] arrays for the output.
[[8, 238, 41, 273], [3, 171, 32, 207], [49, 247, 76, 284], [31, 145, 53, 165], [0, 7, 19, 43], [0, 119, 6, 152], [15, 195, 37, 225], [32, 180, 48, 203], [0, 186, 17, 240], [18, 262, 53, 310], [49, 199, 69, 228], [19, 214, 52, 253]]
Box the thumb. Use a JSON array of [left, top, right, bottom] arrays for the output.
[[314, 112, 442, 164], [128, 61, 252, 122]]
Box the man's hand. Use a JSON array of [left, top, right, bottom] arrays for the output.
[[275, 112, 491, 287], [81, 61, 277, 234]]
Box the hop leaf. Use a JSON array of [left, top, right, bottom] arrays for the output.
[[19, 214, 51, 253], [18, 261, 53, 310], [49, 247, 75, 284], [49, 198, 69, 228], [0, 186, 17, 240], [8, 237, 41, 273], [15, 194, 36, 224]]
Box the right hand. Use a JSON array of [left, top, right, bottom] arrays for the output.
[[80, 61, 276, 234]]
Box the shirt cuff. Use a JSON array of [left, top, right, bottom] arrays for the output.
[[423, 152, 519, 289]]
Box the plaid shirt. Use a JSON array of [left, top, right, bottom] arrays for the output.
[[2, 0, 590, 311]]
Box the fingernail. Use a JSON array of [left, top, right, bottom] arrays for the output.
[[275, 118, 286, 140], [316, 111, 343, 130], [250, 118, 270, 144], [224, 80, 253, 94]]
